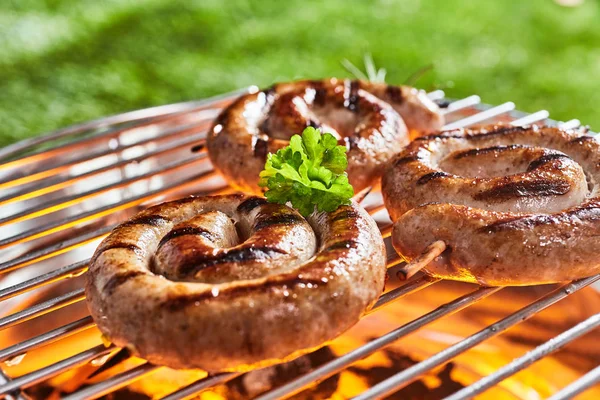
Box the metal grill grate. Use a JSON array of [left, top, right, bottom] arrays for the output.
[[0, 87, 598, 400]]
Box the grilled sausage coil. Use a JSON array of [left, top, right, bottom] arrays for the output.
[[207, 78, 443, 193], [86, 195, 386, 371], [382, 125, 600, 286]]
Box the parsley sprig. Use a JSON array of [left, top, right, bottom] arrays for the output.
[[258, 127, 354, 216]]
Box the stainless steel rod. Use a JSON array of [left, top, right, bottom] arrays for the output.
[[0, 316, 95, 363], [442, 102, 516, 130], [441, 95, 481, 115], [0, 155, 207, 226], [0, 122, 209, 190], [0, 225, 113, 274], [0, 371, 30, 400], [511, 110, 550, 126], [159, 372, 241, 400], [0, 134, 206, 207], [0, 288, 85, 331], [62, 363, 160, 400], [0, 170, 220, 250], [547, 364, 600, 400], [444, 312, 600, 400], [256, 286, 501, 400], [0, 260, 88, 301], [351, 274, 600, 400], [371, 275, 439, 311], [0, 345, 116, 396]]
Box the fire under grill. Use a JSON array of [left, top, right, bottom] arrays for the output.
[[0, 87, 599, 400]]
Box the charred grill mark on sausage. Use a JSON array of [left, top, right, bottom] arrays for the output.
[[569, 135, 596, 144], [253, 213, 304, 231], [157, 227, 217, 250], [385, 85, 404, 103], [527, 153, 572, 172], [414, 133, 465, 141], [237, 197, 268, 213], [252, 137, 269, 158], [466, 125, 529, 140], [103, 270, 146, 295], [473, 179, 572, 202], [92, 243, 144, 264], [415, 126, 531, 143], [121, 214, 170, 228], [417, 171, 451, 185], [177, 246, 289, 278], [452, 144, 526, 160], [393, 155, 419, 166], [323, 239, 359, 252], [191, 143, 205, 152], [330, 209, 360, 223], [480, 202, 600, 233]]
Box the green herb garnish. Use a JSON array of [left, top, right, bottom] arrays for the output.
[[259, 127, 354, 216]]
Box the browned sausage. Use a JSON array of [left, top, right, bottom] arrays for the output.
[[206, 78, 443, 194], [86, 194, 386, 371], [382, 125, 600, 286]]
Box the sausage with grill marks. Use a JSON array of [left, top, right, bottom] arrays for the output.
[[206, 78, 443, 194], [86, 194, 386, 371], [382, 125, 600, 286]]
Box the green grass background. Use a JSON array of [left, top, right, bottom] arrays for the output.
[[2, 0, 600, 147]]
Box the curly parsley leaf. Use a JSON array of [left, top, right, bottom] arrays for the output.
[[258, 127, 354, 216]]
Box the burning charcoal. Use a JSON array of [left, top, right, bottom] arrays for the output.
[[220, 346, 339, 399], [348, 344, 464, 400]]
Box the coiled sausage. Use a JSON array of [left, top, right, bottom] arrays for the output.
[[382, 125, 600, 286], [86, 194, 386, 371], [207, 78, 443, 193]]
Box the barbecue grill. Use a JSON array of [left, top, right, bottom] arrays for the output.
[[0, 87, 599, 400]]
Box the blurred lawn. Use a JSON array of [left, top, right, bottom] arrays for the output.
[[1, 0, 599, 147]]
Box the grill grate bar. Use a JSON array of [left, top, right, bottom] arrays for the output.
[[0, 345, 116, 396], [441, 95, 481, 115], [62, 363, 160, 400], [160, 372, 241, 400], [352, 275, 600, 400], [0, 121, 209, 189], [0, 260, 88, 302], [559, 119, 582, 130], [548, 364, 600, 400], [0, 89, 247, 165], [426, 90, 445, 101], [0, 170, 220, 250], [445, 312, 600, 400], [0, 288, 85, 332], [0, 155, 207, 226], [255, 287, 502, 400], [0, 316, 95, 363], [0, 134, 206, 207], [371, 275, 439, 312], [0, 371, 29, 400], [510, 110, 550, 126], [442, 102, 516, 130], [0, 226, 112, 274]]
